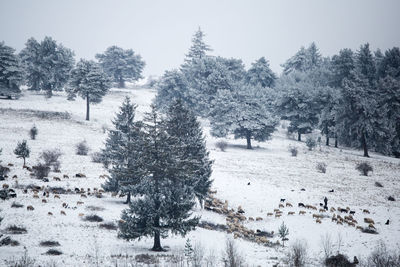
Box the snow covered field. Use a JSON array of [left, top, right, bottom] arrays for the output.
[[0, 86, 399, 266]]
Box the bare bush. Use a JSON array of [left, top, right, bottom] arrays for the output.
[[0, 165, 10, 178], [316, 162, 327, 173], [320, 233, 334, 260], [91, 152, 104, 163], [32, 163, 50, 179], [5, 225, 27, 234], [289, 146, 298, 157], [306, 137, 317, 151], [221, 238, 245, 267], [11, 202, 23, 208], [40, 241, 60, 247], [356, 162, 373, 176], [5, 249, 35, 267], [135, 254, 159, 265], [99, 222, 117, 230], [216, 141, 228, 152], [75, 140, 89, 156], [364, 241, 400, 267], [325, 254, 353, 267], [83, 214, 103, 222], [45, 249, 62, 255], [40, 149, 62, 171], [285, 239, 308, 267]]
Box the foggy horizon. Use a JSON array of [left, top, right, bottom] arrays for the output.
[[1, 0, 400, 77]]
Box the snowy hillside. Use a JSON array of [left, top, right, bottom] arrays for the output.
[[0, 87, 399, 266]]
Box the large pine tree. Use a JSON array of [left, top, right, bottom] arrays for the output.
[[164, 99, 213, 207], [154, 69, 189, 111], [101, 97, 144, 203], [185, 27, 212, 62], [119, 106, 200, 251], [245, 57, 277, 88], [67, 59, 111, 120]]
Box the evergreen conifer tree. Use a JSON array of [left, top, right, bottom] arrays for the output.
[[101, 97, 144, 203], [67, 59, 111, 120], [14, 140, 30, 166], [164, 99, 213, 207], [0, 42, 23, 96], [185, 27, 212, 62], [119, 106, 200, 251], [245, 57, 277, 88]]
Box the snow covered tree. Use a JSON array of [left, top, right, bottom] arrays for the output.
[[377, 47, 400, 79], [154, 69, 189, 111], [185, 27, 212, 62], [0, 42, 23, 96], [19, 38, 42, 91], [245, 57, 277, 88], [19, 37, 74, 97], [275, 71, 320, 141], [278, 222, 289, 247], [96, 46, 145, 88], [164, 99, 213, 207], [282, 42, 322, 75], [210, 83, 279, 149], [14, 140, 30, 166], [101, 97, 144, 203], [335, 44, 382, 157], [67, 59, 111, 120], [318, 87, 339, 146], [119, 106, 200, 251], [331, 48, 355, 88]]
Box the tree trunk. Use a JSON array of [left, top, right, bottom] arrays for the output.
[[23, 157, 26, 167], [246, 133, 252, 149], [124, 192, 131, 204], [325, 127, 330, 146], [334, 134, 338, 148], [152, 217, 163, 251], [361, 132, 369, 157], [118, 76, 125, 88], [86, 93, 90, 121], [298, 132, 301, 141]]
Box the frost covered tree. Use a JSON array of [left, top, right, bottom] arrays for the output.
[[185, 27, 212, 62], [154, 69, 189, 111], [331, 48, 355, 88], [282, 42, 322, 75], [96, 46, 145, 88], [67, 59, 111, 120], [0, 42, 23, 96], [19, 37, 74, 97], [119, 106, 201, 251], [210, 83, 279, 149], [275, 71, 320, 141], [14, 140, 30, 166], [164, 99, 213, 207], [101, 97, 144, 203], [245, 57, 277, 88], [335, 44, 382, 157]]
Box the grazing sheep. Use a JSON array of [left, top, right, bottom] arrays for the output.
[[53, 177, 61, 181], [298, 203, 305, 208], [60, 211, 66, 215], [78, 213, 84, 217], [286, 202, 293, 207], [267, 213, 273, 216], [12, 175, 17, 179], [312, 214, 322, 219], [280, 198, 285, 202], [63, 174, 69, 179], [299, 211, 306, 215], [27, 205, 34, 211], [278, 204, 284, 208], [288, 212, 295, 215], [349, 210, 356, 215], [368, 223, 376, 229], [356, 226, 363, 230], [332, 217, 337, 222], [77, 201, 84, 205], [319, 209, 326, 213], [363, 209, 370, 214], [80, 194, 87, 198], [54, 195, 60, 199], [33, 194, 39, 199], [42, 199, 47, 203], [339, 208, 348, 213], [316, 219, 322, 224], [275, 214, 281, 218], [248, 217, 254, 221], [48, 212, 53, 216], [75, 173, 86, 178], [273, 209, 280, 212], [62, 203, 68, 208], [256, 217, 263, 221], [337, 221, 343, 225], [364, 218, 375, 224], [8, 163, 14, 167], [347, 222, 355, 227], [2, 184, 9, 189], [330, 207, 336, 212], [98, 189, 105, 193]]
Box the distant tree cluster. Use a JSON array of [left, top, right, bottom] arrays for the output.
[[0, 38, 145, 120], [154, 27, 279, 149], [275, 43, 400, 157], [101, 98, 213, 251]]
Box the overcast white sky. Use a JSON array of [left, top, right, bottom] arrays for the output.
[[1, 0, 399, 77]]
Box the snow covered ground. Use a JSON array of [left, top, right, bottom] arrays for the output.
[[0, 86, 399, 266]]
